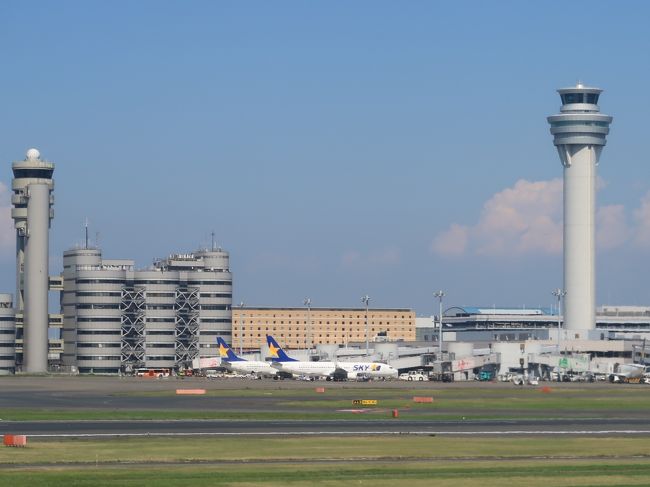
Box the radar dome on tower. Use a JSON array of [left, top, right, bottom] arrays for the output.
[[25, 148, 41, 161]]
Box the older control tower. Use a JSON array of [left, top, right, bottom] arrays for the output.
[[11, 148, 55, 372], [548, 84, 613, 337]]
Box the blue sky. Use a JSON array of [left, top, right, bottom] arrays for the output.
[[1, 1, 650, 314]]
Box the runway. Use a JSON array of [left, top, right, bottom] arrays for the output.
[[2, 377, 650, 439], [3, 418, 650, 437]]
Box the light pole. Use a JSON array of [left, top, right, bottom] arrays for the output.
[[552, 289, 566, 355], [361, 295, 370, 356], [303, 297, 311, 354], [434, 291, 445, 358], [238, 301, 245, 355]]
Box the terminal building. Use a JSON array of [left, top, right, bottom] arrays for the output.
[[409, 306, 650, 381], [231, 307, 416, 351], [61, 247, 232, 374], [415, 306, 650, 344], [0, 294, 16, 374]]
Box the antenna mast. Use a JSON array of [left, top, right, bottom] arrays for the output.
[[84, 218, 89, 249]]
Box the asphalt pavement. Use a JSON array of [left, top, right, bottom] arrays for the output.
[[2, 376, 649, 437], [2, 418, 650, 437]]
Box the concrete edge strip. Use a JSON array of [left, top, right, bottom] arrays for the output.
[[16, 430, 650, 438]]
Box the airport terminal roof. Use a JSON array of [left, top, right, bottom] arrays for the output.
[[447, 306, 554, 317]]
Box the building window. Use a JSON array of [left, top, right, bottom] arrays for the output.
[[561, 93, 584, 104]]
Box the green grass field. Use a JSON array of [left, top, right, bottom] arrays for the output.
[[3, 436, 650, 464], [2, 436, 650, 486], [3, 462, 650, 487], [2, 383, 650, 485]]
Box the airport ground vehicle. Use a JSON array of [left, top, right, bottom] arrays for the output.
[[511, 374, 539, 386], [399, 371, 428, 381], [476, 370, 493, 381], [135, 368, 170, 378]]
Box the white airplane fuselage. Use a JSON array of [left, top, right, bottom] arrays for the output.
[[225, 360, 277, 376], [271, 360, 397, 379], [272, 361, 337, 378], [338, 362, 398, 379]]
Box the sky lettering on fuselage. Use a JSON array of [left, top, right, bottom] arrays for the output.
[[352, 364, 382, 372]]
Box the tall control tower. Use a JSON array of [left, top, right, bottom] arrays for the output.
[[548, 84, 612, 337], [11, 148, 54, 372]]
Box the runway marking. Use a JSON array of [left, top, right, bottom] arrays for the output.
[[19, 430, 650, 438]]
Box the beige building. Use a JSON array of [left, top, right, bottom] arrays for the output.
[[231, 307, 415, 350]]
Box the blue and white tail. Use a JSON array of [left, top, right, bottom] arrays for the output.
[[266, 335, 297, 362], [217, 337, 245, 362]]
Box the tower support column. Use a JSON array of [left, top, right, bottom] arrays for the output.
[[23, 183, 50, 373], [562, 145, 597, 334]]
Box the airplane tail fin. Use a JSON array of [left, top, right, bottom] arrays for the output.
[[217, 337, 244, 362], [266, 335, 297, 362]]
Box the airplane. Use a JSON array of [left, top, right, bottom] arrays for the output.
[[266, 335, 337, 378], [335, 361, 399, 380], [609, 363, 646, 383], [266, 335, 398, 380], [216, 337, 277, 377]]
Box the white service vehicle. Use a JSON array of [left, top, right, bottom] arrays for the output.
[[399, 371, 429, 381]]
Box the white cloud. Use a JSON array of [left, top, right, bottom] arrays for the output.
[[432, 178, 635, 258], [433, 179, 563, 257], [0, 182, 13, 256], [431, 224, 469, 256], [475, 179, 563, 256]]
